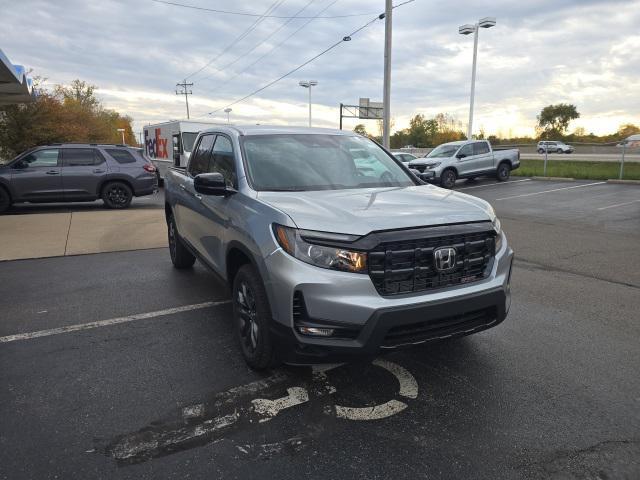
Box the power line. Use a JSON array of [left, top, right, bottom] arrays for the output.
[[151, 0, 377, 19], [199, 0, 334, 90], [185, 0, 286, 80], [201, 13, 385, 117], [197, 0, 318, 84]]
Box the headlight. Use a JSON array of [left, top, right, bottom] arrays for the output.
[[492, 217, 503, 252], [273, 224, 367, 273], [426, 162, 441, 169]]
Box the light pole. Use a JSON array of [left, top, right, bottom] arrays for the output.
[[117, 128, 126, 144], [224, 107, 232, 124], [299, 80, 318, 127], [459, 17, 496, 139], [382, 0, 392, 148]]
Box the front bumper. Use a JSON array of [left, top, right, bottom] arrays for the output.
[[264, 236, 514, 364]]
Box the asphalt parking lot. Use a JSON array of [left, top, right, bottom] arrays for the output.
[[1, 178, 639, 479]]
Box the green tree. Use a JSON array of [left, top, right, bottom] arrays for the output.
[[353, 124, 368, 136], [536, 103, 580, 137]]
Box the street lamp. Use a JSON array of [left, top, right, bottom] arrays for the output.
[[299, 80, 318, 127], [116, 128, 126, 144], [459, 16, 496, 139], [224, 107, 232, 124]]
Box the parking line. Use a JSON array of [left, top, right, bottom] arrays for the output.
[[0, 300, 231, 344], [495, 182, 606, 201], [597, 199, 640, 211], [457, 178, 532, 190]]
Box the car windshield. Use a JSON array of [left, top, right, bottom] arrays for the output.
[[182, 132, 198, 153], [242, 134, 415, 191], [427, 144, 460, 158]]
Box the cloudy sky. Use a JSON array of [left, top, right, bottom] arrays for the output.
[[2, 0, 639, 137]]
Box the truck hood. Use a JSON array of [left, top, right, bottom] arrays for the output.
[[257, 185, 494, 236]]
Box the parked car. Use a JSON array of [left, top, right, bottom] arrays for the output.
[[164, 126, 513, 369], [537, 141, 574, 154], [0, 143, 157, 212], [392, 152, 418, 163], [408, 140, 520, 189]]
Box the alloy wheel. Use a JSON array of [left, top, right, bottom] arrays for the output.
[[236, 281, 258, 353]]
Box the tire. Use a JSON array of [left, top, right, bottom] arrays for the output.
[[233, 264, 278, 370], [496, 162, 511, 182], [167, 213, 196, 269], [440, 169, 457, 189], [0, 186, 11, 213], [537, 148, 545, 154], [102, 181, 133, 209], [556, 148, 563, 154]]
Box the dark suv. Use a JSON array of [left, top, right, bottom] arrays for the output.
[[0, 144, 158, 212]]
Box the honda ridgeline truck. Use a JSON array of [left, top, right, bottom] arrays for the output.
[[408, 140, 520, 188], [164, 126, 514, 369]]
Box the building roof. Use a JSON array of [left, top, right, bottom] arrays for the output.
[[0, 49, 34, 105]]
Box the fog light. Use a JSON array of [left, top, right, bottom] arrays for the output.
[[298, 326, 334, 337]]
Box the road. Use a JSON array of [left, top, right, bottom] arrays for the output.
[[520, 153, 639, 162], [1, 179, 639, 479]]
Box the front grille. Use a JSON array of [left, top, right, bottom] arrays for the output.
[[410, 164, 427, 173], [368, 230, 495, 296], [382, 307, 496, 347]]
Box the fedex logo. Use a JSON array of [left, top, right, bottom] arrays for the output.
[[145, 128, 168, 159]]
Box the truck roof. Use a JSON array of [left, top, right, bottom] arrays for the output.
[[201, 125, 357, 137]]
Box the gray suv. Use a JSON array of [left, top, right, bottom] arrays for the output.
[[164, 126, 514, 369], [0, 144, 158, 212]]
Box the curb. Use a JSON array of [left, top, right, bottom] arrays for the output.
[[606, 179, 640, 185], [532, 176, 575, 181]]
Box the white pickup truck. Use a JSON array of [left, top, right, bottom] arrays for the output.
[[408, 140, 520, 188]]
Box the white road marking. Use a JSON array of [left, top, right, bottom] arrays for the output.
[[0, 300, 231, 344], [495, 181, 606, 201], [252, 387, 310, 422], [597, 199, 640, 211], [457, 178, 532, 190], [373, 358, 419, 399], [335, 399, 409, 420]]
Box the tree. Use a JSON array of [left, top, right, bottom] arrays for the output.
[[617, 124, 640, 139], [536, 103, 580, 137], [353, 124, 368, 136], [0, 77, 136, 159]]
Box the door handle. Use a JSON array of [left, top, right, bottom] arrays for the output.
[[179, 184, 186, 190], [195, 194, 202, 201], [46, 170, 59, 175]]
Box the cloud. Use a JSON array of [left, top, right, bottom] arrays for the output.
[[2, 0, 638, 136]]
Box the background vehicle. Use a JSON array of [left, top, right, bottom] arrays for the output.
[[144, 120, 220, 181], [392, 152, 418, 163], [408, 140, 520, 188], [537, 140, 574, 154], [164, 126, 513, 369], [617, 134, 640, 148], [0, 143, 157, 212]]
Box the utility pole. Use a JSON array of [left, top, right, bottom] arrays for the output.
[[382, 0, 392, 148], [176, 80, 193, 119]]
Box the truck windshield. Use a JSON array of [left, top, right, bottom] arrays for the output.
[[242, 134, 415, 191], [427, 144, 459, 158], [182, 132, 198, 153]]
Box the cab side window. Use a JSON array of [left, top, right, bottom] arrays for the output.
[[62, 148, 103, 166], [210, 136, 236, 187], [188, 134, 215, 177], [473, 142, 490, 155], [458, 144, 473, 157]]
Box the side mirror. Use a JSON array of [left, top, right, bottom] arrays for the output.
[[456, 153, 466, 159], [194, 172, 231, 196]]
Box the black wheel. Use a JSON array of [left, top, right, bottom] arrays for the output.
[[496, 162, 511, 182], [233, 264, 278, 370], [440, 169, 457, 189], [537, 148, 545, 154], [102, 181, 133, 209], [0, 186, 11, 213], [167, 213, 195, 269], [556, 148, 563, 154]]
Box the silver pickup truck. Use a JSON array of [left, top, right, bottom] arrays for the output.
[[408, 140, 520, 188], [164, 126, 514, 369]]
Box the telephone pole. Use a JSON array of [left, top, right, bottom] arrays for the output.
[[382, 0, 392, 148], [176, 80, 193, 119]]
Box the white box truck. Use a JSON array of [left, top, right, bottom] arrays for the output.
[[143, 121, 220, 180]]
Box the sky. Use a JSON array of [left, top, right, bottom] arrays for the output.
[[2, 0, 639, 138]]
